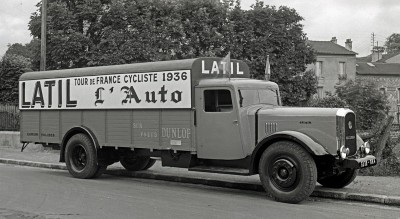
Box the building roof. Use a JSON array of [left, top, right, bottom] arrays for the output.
[[356, 62, 400, 75], [356, 51, 400, 63], [308, 41, 357, 56]]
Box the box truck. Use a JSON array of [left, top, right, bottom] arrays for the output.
[[19, 57, 376, 203]]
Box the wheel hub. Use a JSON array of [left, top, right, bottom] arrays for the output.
[[72, 145, 87, 170], [271, 159, 297, 188]]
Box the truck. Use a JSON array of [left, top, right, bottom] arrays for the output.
[[19, 57, 376, 203]]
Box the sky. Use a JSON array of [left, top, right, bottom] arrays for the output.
[[0, 0, 399, 58]]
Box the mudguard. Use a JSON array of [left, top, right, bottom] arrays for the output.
[[59, 126, 99, 162], [250, 131, 329, 174]]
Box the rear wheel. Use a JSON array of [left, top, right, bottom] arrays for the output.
[[142, 159, 156, 170], [65, 133, 102, 179], [318, 169, 358, 188], [120, 156, 152, 171], [259, 141, 317, 203]]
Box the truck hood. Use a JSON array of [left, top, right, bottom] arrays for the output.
[[257, 106, 340, 118], [254, 106, 343, 154]]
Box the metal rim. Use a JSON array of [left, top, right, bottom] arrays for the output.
[[268, 156, 300, 192], [71, 144, 87, 171]]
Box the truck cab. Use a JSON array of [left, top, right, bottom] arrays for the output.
[[195, 78, 280, 160]]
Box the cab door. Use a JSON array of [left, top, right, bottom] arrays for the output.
[[195, 87, 244, 159]]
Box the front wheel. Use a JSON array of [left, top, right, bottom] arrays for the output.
[[318, 169, 358, 188], [65, 133, 102, 179], [259, 141, 317, 204]]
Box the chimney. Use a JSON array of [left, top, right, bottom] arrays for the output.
[[371, 50, 381, 62], [345, 39, 352, 51], [331, 37, 337, 44]]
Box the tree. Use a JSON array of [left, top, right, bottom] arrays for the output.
[[238, 2, 316, 105], [384, 33, 400, 54], [0, 54, 32, 103], [307, 92, 347, 108], [27, 0, 316, 105], [310, 80, 389, 131], [4, 40, 41, 71], [336, 80, 389, 130]]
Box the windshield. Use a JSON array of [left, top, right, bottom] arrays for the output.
[[238, 88, 279, 107]]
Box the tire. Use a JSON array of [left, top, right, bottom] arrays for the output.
[[120, 156, 151, 171], [142, 159, 156, 170], [65, 133, 100, 179], [318, 169, 358, 188], [93, 165, 107, 178], [259, 141, 317, 204]]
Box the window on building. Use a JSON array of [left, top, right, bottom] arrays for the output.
[[204, 89, 232, 112], [339, 62, 346, 79], [315, 61, 323, 77], [397, 88, 400, 103], [379, 88, 386, 95]]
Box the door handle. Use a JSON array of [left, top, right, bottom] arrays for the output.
[[233, 120, 239, 125]]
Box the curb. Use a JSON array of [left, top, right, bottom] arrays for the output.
[[1, 158, 400, 206], [0, 158, 67, 170]]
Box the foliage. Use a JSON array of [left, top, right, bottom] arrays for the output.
[[307, 79, 389, 138], [307, 92, 347, 108], [307, 79, 397, 176], [384, 33, 400, 54], [0, 54, 32, 103], [240, 2, 316, 106], [360, 126, 400, 177], [309, 79, 389, 134], [26, 0, 316, 105], [4, 40, 41, 71], [335, 80, 389, 130]]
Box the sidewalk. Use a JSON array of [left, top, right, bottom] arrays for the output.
[[1, 145, 400, 206]]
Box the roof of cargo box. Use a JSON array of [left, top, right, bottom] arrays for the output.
[[19, 57, 250, 81]]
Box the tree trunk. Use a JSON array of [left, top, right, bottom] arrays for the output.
[[375, 116, 394, 160]]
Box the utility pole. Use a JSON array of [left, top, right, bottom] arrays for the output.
[[371, 32, 375, 51], [40, 0, 47, 71]]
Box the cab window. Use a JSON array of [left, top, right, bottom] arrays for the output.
[[238, 88, 279, 107], [204, 90, 233, 112]]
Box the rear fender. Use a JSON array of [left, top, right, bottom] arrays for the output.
[[59, 126, 99, 162], [250, 131, 329, 174]]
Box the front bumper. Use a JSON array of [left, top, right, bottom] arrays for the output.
[[338, 155, 377, 169]]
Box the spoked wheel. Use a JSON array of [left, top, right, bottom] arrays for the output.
[[259, 141, 317, 204], [65, 133, 103, 179]]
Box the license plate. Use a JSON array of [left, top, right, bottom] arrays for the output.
[[360, 158, 376, 168]]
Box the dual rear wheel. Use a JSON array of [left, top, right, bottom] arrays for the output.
[[120, 156, 156, 171], [65, 133, 155, 179]]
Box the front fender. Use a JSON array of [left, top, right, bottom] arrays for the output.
[[249, 131, 329, 174]]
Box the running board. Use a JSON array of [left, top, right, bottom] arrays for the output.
[[189, 166, 250, 176]]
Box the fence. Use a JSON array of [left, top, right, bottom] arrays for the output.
[[0, 103, 19, 131]]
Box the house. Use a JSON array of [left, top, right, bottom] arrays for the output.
[[356, 62, 400, 123], [307, 37, 357, 98], [357, 51, 400, 63]]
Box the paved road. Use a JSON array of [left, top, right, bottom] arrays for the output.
[[1, 164, 400, 219]]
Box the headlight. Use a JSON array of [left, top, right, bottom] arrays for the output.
[[339, 145, 349, 159], [363, 141, 371, 154]]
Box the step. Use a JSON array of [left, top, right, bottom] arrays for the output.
[[189, 165, 250, 176]]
